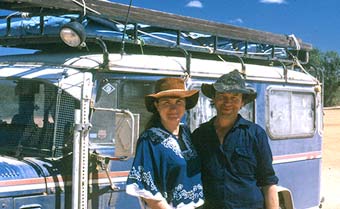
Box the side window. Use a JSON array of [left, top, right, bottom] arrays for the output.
[[118, 80, 154, 132], [240, 102, 254, 122], [0, 80, 78, 157], [90, 79, 154, 145], [90, 80, 119, 144], [189, 89, 216, 131], [94, 80, 118, 108], [266, 87, 315, 139]]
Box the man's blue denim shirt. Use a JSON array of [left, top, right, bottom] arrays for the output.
[[192, 114, 279, 209]]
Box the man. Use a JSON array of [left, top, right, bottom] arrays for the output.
[[192, 70, 279, 209]]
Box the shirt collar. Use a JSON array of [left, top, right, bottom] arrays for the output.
[[208, 114, 251, 130]]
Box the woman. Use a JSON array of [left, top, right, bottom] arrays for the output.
[[126, 77, 204, 209]]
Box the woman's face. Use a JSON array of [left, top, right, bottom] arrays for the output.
[[154, 97, 186, 126]]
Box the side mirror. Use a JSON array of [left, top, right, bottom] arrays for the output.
[[115, 113, 139, 158], [89, 108, 139, 159]]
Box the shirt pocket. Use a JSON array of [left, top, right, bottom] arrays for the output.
[[232, 147, 256, 176]]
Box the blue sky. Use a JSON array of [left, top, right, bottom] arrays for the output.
[[0, 0, 339, 55], [111, 0, 339, 53]]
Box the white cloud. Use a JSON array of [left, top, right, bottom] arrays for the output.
[[229, 18, 244, 24], [186, 0, 203, 8], [260, 0, 286, 4]]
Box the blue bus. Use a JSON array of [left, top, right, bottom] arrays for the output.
[[0, 1, 323, 208]]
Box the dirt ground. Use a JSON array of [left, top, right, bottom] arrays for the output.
[[321, 108, 340, 209]]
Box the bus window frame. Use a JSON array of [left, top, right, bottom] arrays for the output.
[[266, 86, 316, 140]]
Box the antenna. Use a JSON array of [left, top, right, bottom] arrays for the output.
[[120, 0, 134, 56]]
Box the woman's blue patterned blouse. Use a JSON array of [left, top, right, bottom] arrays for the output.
[[126, 124, 204, 208]]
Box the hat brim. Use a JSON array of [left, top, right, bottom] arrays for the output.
[[201, 83, 215, 99], [145, 89, 199, 113], [201, 83, 257, 105], [243, 91, 257, 105]]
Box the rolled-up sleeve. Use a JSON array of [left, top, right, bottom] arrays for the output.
[[255, 128, 279, 186]]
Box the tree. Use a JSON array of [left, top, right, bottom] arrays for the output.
[[309, 49, 340, 107]]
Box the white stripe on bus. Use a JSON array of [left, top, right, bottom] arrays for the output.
[[273, 151, 322, 164]]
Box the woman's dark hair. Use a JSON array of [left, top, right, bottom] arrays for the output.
[[144, 112, 161, 131]]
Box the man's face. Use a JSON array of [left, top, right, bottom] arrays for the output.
[[213, 92, 244, 118]]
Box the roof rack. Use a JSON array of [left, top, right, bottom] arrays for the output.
[[0, 0, 312, 64]]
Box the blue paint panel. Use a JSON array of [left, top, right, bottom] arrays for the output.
[[14, 194, 62, 209], [274, 159, 321, 209], [116, 192, 141, 209], [0, 158, 42, 180], [87, 181, 141, 209], [0, 198, 13, 209]]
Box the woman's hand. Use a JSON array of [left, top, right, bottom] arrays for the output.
[[143, 197, 173, 209]]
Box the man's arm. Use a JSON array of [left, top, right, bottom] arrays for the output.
[[262, 184, 279, 209]]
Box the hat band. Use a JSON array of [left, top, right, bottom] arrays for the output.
[[155, 88, 186, 94]]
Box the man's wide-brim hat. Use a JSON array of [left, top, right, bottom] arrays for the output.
[[145, 77, 199, 113], [201, 70, 257, 105]]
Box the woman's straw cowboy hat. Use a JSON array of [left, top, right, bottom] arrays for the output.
[[145, 77, 199, 113], [201, 70, 257, 105]]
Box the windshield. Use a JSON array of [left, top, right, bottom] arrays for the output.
[[0, 79, 79, 157]]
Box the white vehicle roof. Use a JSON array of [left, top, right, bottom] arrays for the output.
[[0, 52, 318, 86]]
